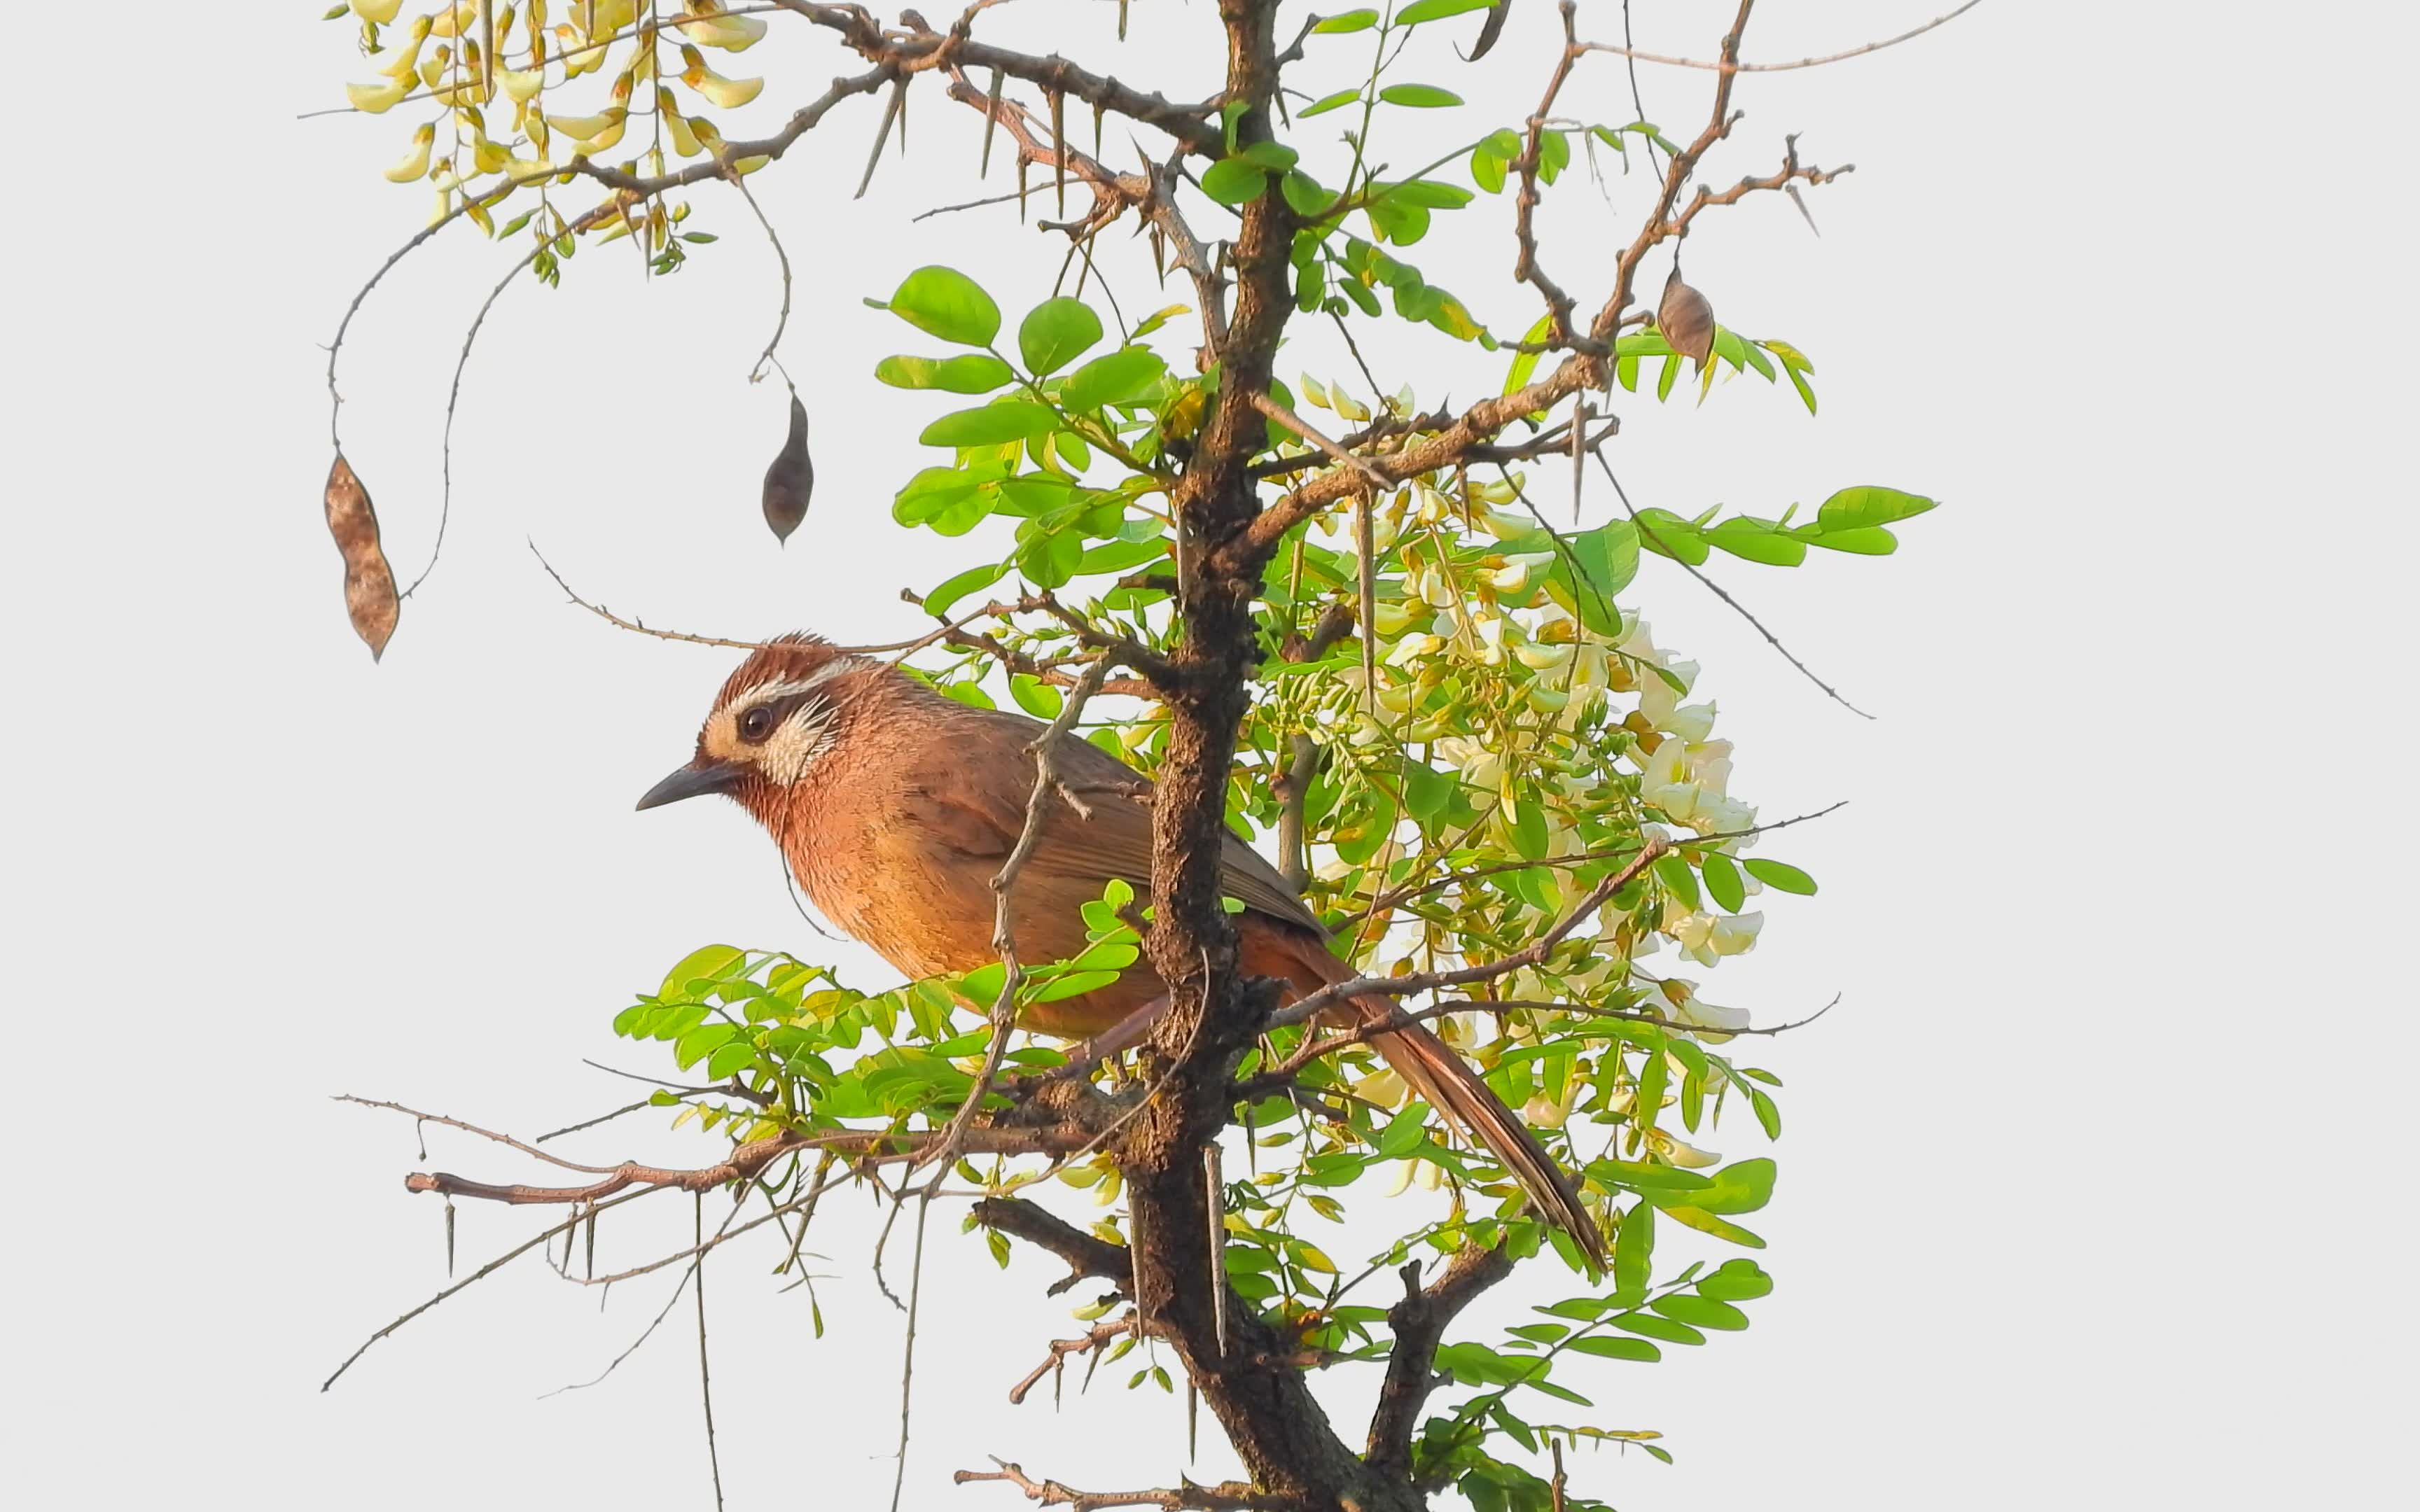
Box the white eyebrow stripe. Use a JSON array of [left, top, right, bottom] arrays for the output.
[[735, 657, 874, 708]]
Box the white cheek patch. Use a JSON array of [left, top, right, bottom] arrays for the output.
[[757, 702, 837, 785], [731, 656, 877, 783]]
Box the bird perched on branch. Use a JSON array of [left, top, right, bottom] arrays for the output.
[[638, 633, 1603, 1266]]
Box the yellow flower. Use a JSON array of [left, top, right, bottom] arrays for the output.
[[546, 106, 627, 154], [346, 76, 413, 114], [679, 45, 763, 108], [382, 122, 435, 182]]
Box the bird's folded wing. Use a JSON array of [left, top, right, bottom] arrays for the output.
[[945, 707, 1329, 939]]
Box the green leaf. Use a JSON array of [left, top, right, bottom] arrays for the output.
[[1470, 144, 1506, 195], [1653, 853, 1700, 911], [923, 561, 1008, 618], [1376, 178, 1474, 209], [1061, 347, 1167, 411], [1300, 88, 1362, 118], [1687, 1158, 1776, 1216], [875, 352, 1016, 393], [888, 265, 1000, 346], [1655, 1204, 1765, 1248], [1632, 507, 1709, 566], [1238, 140, 1300, 171], [1700, 852, 1746, 913], [1017, 298, 1105, 377], [1502, 312, 1551, 397], [1398, 0, 1491, 20], [1613, 1201, 1653, 1298], [1076, 538, 1167, 575], [1806, 525, 1899, 555], [1365, 195, 1431, 246], [1372, 1107, 1429, 1161], [1611, 1312, 1706, 1346], [1009, 673, 1062, 718], [704, 1040, 757, 1080], [1816, 485, 1936, 532], [1281, 170, 1333, 216], [1742, 858, 1817, 895], [1589, 1159, 1712, 1192], [1748, 1086, 1783, 1140], [1379, 83, 1463, 108], [1401, 759, 1453, 825], [1651, 1294, 1749, 1331], [1538, 128, 1569, 183], [920, 401, 1059, 447], [1313, 8, 1379, 32], [1509, 797, 1549, 861], [659, 945, 745, 999], [1705, 517, 1807, 568], [1567, 518, 1639, 600], [674, 1021, 739, 1071], [1697, 1259, 1774, 1301], [1201, 158, 1271, 205], [1568, 1335, 1661, 1363]]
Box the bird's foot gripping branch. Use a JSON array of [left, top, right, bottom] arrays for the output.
[[317, 1, 1974, 1508]]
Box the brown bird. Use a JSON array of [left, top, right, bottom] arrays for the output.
[[639, 634, 1603, 1265]]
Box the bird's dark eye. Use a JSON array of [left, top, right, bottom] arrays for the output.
[[737, 705, 777, 743]]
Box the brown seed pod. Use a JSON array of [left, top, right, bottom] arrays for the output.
[[761, 392, 813, 543], [323, 452, 398, 660], [1658, 268, 1718, 368]]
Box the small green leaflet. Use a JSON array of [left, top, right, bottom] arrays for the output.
[[886, 265, 999, 346]]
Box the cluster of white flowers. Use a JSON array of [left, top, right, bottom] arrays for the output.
[[1286, 456, 1786, 1073]]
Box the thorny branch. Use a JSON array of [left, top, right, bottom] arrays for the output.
[[1007, 1317, 1138, 1406], [954, 1458, 1283, 1511]]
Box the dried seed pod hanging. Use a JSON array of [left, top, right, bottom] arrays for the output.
[[1465, 0, 1511, 61], [1658, 267, 1717, 368], [323, 453, 398, 660], [761, 392, 813, 543]]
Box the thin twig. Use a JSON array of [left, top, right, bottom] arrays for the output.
[[921, 655, 1116, 1177], [1578, 0, 1985, 72], [1594, 452, 1875, 718], [888, 1189, 936, 1512], [529, 542, 994, 656], [695, 1195, 725, 1512]]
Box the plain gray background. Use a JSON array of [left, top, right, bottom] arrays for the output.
[[5, 2, 2411, 1507]]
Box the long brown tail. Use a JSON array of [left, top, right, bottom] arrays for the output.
[[1244, 922, 1605, 1270]]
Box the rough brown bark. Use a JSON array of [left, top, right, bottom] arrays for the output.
[[1114, 4, 1428, 1508]]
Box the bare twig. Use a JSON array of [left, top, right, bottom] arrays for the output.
[[920, 655, 1116, 1177], [1578, 1, 1985, 72], [695, 1196, 725, 1512], [889, 1189, 936, 1512], [1594, 452, 1875, 718], [322, 1184, 665, 1391], [529, 542, 999, 657]]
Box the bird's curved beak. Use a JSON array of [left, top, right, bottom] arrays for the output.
[[635, 759, 746, 811]]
